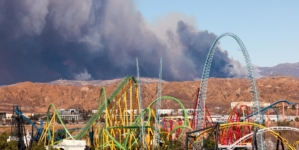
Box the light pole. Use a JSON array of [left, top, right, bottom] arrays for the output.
[[296, 104, 299, 127]]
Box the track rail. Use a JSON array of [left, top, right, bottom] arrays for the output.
[[227, 126, 299, 150], [196, 32, 263, 149]]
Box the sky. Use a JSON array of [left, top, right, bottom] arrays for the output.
[[136, 1, 299, 67], [0, 0, 298, 85]]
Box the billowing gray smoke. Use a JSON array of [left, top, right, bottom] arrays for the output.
[[0, 0, 249, 85]]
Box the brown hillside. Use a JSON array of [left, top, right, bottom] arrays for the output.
[[0, 76, 298, 114]]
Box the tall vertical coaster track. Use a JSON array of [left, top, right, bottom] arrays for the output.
[[195, 33, 264, 149]]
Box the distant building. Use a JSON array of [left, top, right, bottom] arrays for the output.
[[58, 108, 82, 121], [157, 109, 175, 115], [58, 109, 66, 115], [231, 102, 270, 109], [69, 109, 80, 114], [58, 108, 80, 115], [92, 110, 98, 114], [60, 115, 80, 121], [6, 113, 13, 120], [0, 112, 6, 120], [178, 109, 199, 115]]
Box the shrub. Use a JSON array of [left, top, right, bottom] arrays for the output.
[[6, 140, 18, 150], [27, 142, 46, 150], [277, 120, 290, 126], [0, 133, 8, 149]]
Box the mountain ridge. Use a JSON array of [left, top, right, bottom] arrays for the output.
[[258, 62, 299, 77], [0, 76, 298, 115]]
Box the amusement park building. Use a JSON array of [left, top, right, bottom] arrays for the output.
[[60, 115, 80, 121], [58, 108, 81, 121]]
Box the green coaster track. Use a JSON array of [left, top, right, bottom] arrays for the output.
[[39, 76, 192, 149]]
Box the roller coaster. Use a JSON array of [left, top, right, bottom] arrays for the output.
[[36, 76, 193, 150], [31, 78, 298, 150], [7, 33, 299, 150]]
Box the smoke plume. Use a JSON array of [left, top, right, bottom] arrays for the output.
[[0, 0, 255, 85]]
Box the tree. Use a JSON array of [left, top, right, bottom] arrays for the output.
[[5, 140, 17, 150], [166, 139, 184, 150], [203, 137, 215, 149], [27, 142, 46, 150], [277, 120, 290, 126], [64, 119, 69, 124], [0, 140, 7, 150], [0, 132, 8, 141], [0, 133, 8, 149], [277, 120, 290, 134], [82, 111, 91, 121], [55, 129, 67, 140], [295, 117, 299, 122], [29, 115, 39, 121], [160, 113, 168, 117]]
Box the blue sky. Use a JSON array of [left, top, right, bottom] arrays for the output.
[[135, 1, 299, 67]]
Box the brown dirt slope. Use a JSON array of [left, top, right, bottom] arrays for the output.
[[0, 76, 298, 113]]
